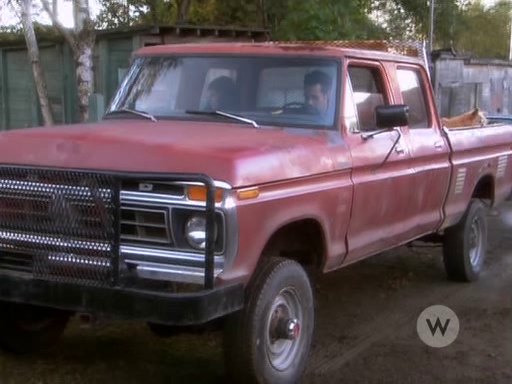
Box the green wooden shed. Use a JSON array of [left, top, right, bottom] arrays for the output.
[[0, 25, 268, 130], [0, 41, 76, 129]]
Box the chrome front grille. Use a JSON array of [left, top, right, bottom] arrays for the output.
[[120, 206, 172, 245], [119, 188, 227, 285], [121, 180, 185, 197]]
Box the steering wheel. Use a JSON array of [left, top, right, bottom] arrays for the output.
[[281, 101, 307, 109], [279, 102, 321, 116]]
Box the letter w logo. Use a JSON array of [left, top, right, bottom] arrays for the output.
[[426, 317, 450, 337]]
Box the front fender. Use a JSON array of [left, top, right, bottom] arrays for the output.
[[216, 172, 353, 286]]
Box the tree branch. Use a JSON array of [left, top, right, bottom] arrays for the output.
[[40, 0, 76, 49], [5, 0, 23, 23]]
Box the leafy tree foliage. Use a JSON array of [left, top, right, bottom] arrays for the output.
[[271, 0, 384, 40], [370, 0, 471, 44], [96, 0, 197, 29], [454, 0, 512, 59], [95, 0, 383, 40]]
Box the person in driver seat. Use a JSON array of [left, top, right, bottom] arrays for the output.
[[304, 70, 332, 117], [205, 76, 239, 111]]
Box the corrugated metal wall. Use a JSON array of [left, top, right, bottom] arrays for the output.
[[433, 55, 512, 117]]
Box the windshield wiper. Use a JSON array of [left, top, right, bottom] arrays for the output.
[[186, 110, 260, 129], [105, 108, 157, 122]]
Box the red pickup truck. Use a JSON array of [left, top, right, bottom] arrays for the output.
[[0, 42, 510, 383]]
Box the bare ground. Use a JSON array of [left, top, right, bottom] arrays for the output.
[[1, 203, 512, 383]]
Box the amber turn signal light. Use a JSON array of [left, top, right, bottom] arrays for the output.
[[237, 188, 260, 200], [187, 186, 224, 203]]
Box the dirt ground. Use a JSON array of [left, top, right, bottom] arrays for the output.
[[1, 203, 512, 383]]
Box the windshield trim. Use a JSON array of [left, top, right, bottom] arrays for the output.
[[106, 54, 342, 131]]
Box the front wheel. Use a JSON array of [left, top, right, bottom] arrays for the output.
[[443, 199, 488, 281], [224, 257, 314, 384], [0, 302, 71, 354]]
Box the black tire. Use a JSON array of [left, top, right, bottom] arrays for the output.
[[224, 257, 314, 384], [0, 302, 70, 354], [443, 199, 488, 282]]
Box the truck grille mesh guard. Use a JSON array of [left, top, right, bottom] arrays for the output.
[[0, 168, 119, 286], [0, 167, 217, 289]]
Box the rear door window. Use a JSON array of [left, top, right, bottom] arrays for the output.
[[397, 68, 430, 128]]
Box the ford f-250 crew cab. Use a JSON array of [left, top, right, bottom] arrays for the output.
[[0, 41, 510, 384]]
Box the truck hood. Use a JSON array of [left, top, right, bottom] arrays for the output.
[[0, 119, 350, 187]]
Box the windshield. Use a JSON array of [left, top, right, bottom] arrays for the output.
[[108, 56, 340, 128]]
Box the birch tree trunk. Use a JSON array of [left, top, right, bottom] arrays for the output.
[[20, 0, 54, 126], [42, 0, 95, 122], [73, 0, 95, 122]]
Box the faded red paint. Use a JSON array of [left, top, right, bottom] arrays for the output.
[[0, 120, 345, 188]]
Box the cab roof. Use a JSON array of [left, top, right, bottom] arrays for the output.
[[135, 40, 426, 66]]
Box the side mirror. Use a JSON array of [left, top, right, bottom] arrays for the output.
[[375, 105, 409, 129]]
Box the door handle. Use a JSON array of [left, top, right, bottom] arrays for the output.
[[434, 141, 444, 149], [395, 146, 406, 154]]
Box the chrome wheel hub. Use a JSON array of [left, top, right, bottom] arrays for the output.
[[469, 216, 483, 267], [265, 287, 303, 371]]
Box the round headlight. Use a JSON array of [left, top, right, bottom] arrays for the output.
[[185, 215, 207, 250]]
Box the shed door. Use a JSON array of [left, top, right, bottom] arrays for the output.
[[5, 49, 33, 129]]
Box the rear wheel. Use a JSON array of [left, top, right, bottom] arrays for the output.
[[443, 199, 488, 281], [0, 302, 70, 354], [224, 257, 314, 384]]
